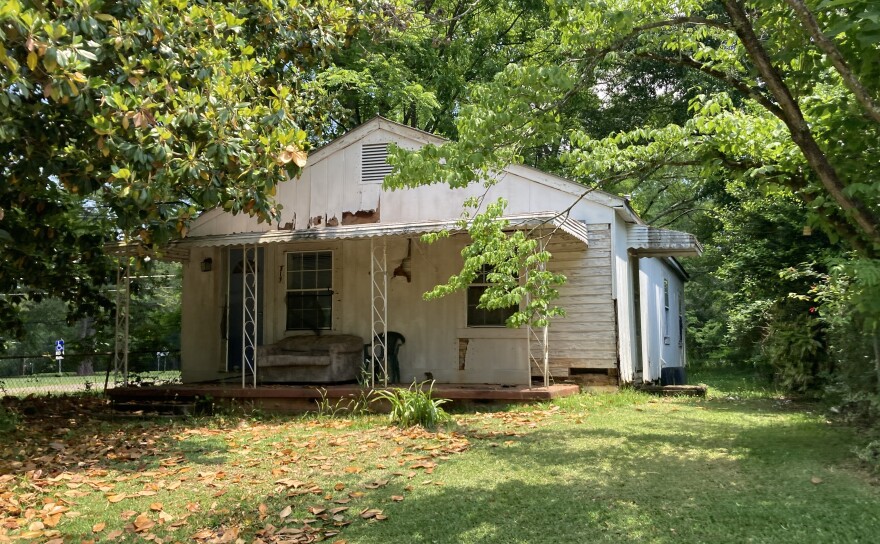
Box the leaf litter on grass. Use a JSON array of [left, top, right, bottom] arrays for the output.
[[0, 395, 470, 543]]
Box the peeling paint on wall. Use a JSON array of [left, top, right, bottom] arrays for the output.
[[342, 203, 380, 225], [458, 338, 469, 370]]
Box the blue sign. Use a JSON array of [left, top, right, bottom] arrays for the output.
[[55, 339, 64, 353]]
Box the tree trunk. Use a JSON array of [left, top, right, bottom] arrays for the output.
[[77, 357, 95, 376], [874, 332, 880, 395]]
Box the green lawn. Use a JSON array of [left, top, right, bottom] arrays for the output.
[[0, 371, 181, 396], [0, 371, 878, 543]]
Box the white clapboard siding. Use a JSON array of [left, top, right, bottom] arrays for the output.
[[535, 225, 617, 377]]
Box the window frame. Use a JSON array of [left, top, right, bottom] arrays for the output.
[[663, 278, 670, 342], [466, 265, 518, 328], [284, 250, 334, 331]]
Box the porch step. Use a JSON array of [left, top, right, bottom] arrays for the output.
[[636, 384, 708, 397]]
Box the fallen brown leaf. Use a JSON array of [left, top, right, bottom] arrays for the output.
[[359, 508, 382, 519]]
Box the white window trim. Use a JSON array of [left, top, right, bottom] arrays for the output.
[[284, 249, 334, 331]]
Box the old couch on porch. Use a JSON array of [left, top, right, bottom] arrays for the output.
[[257, 334, 363, 383]]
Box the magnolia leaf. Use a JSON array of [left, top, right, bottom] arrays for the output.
[[276, 144, 307, 167]]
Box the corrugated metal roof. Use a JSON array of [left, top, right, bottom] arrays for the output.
[[628, 225, 703, 257], [175, 213, 591, 248], [104, 241, 191, 262]]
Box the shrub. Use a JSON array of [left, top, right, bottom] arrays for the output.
[[374, 381, 450, 428], [855, 440, 880, 474], [762, 312, 827, 392]]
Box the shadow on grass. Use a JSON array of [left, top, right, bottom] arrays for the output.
[[343, 404, 880, 544]]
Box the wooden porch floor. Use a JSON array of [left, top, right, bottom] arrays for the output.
[[107, 382, 580, 413]]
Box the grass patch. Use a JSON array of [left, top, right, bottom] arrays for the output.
[[1, 379, 878, 543], [689, 365, 786, 399]]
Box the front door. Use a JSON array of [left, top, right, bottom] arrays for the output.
[[226, 248, 264, 372]]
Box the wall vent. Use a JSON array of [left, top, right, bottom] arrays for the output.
[[361, 143, 393, 184]]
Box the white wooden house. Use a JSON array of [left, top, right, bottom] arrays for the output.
[[173, 117, 701, 388]]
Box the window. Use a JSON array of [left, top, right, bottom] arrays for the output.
[[286, 251, 333, 331], [678, 290, 684, 347], [663, 279, 670, 310], [663, 279, 670, 343], [467, 266, 517, 327]]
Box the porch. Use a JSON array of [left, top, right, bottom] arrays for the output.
[[107, 213, 595, 391], [106, 381, 581, 414]]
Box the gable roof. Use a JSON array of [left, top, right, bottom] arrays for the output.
[[309, 117, 642, 224]]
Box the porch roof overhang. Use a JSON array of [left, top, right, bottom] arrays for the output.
[[627, 225, 703, 257], [175, 212, 592, 248]]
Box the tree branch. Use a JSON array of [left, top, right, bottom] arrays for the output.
[[634, 51, 785, 121], [784, 0, 880, 125], [634, 17, 731, 33]]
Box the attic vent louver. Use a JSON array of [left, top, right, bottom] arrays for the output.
[[361, 143, 393, 184]]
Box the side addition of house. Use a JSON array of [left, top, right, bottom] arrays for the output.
[[175, 118, 702, 388]]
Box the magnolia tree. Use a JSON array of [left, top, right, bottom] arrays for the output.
[[0, 0, 393, 338]]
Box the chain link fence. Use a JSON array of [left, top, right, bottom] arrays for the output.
[[0, 350, 180, 397]]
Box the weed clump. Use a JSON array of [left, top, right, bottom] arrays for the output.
[[375, 381, 450, 428]]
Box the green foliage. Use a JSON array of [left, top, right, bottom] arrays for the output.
[[778, 257, 880, 417], [328, 0, 555, 139], [126, 261, 181, 356], [374, 380, 450, 428], [762, 313, 827, 393], [854, 440, 880, 474], [390, 0, 880, 260], [422, 198, 566, 328], [0, 0, 390, 336]]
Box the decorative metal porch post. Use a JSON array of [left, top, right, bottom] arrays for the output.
[[111, 254, 131, 387], [369, 238, 389, 388], [241, 244, 259, 388]]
